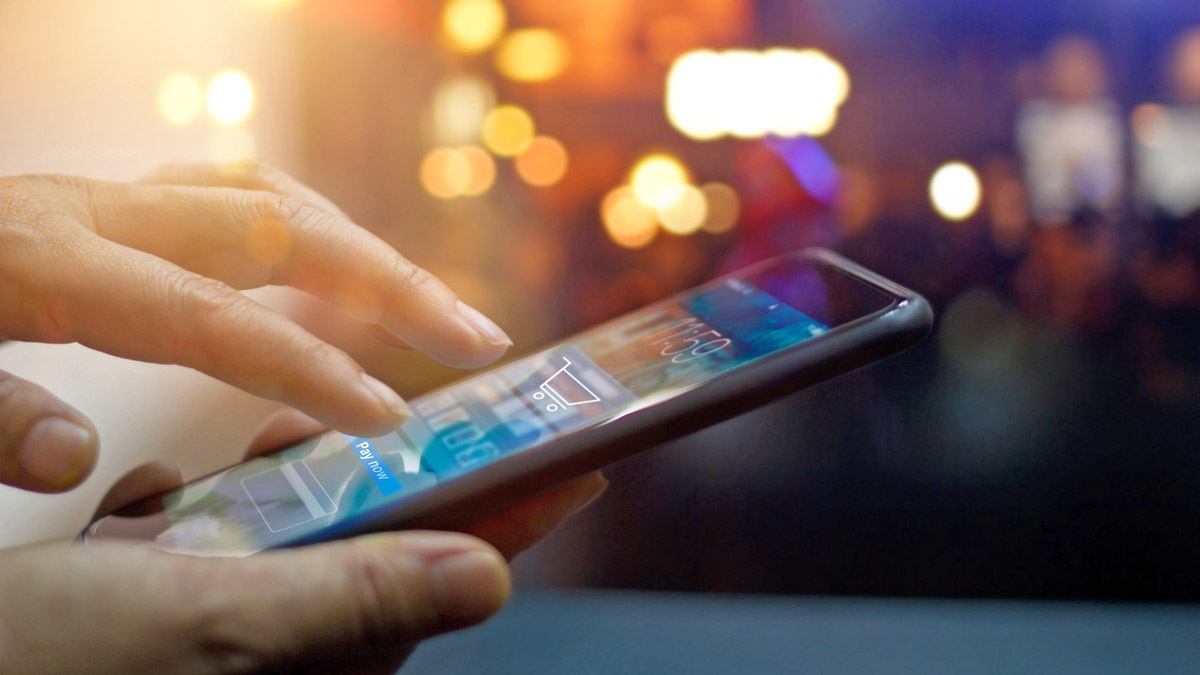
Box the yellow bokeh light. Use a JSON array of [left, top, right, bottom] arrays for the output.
[[494, 28, 570, 83], [420, 148, 466, 199], [656, 184, 708, 235], [930, 162, 983, 221], [667, 48, 850, 140], [206, 70, 255, 126], [602, 187, 658, 249], [158, 73, 203, 126], [630, 154, 690, 210], [481, 105, 535, 157], [442, 0, 506, 54], [700, 183, 741, 233], [459, 145, 496, 196], [515, 136, 569, 187]]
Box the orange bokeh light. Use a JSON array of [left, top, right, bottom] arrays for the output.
[[515, 136, 569, 187], [420, 146, 494, 199]]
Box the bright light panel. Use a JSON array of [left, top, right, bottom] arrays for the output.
[[667, 48, 850, 140]]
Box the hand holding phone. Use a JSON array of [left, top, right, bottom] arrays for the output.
[[86, 249, 932, 555]]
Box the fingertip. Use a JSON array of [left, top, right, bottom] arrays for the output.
[[399, 300, 514, 370], [429, 547, 512, 627], [456, 301, 513, 348], [16, 415, 98, 493], [358, 532, 511, 628], [436, 342, 513, 370]]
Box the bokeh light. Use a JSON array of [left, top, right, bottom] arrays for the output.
[[930, 162, 983, 221], [422, 145, 496, 198], [700, 183, 741, 233], [602, 187, 658, 249], [420, 148, 470, 199], [206, 70, 255, 126], [630, 154, 689, 209], [442, 0, 506, 54], [515, 136, 569, 187], [665, 50, 727, 140], [420, 146, 495, 199], [481, 105, 535, 157], [158, 73, 203, 126], [494, 29, 570, 83], [430, 75, 495, 145], [656, 184, 708, 235], [667, 48, 850, 140], [458, 145, 496, 196]]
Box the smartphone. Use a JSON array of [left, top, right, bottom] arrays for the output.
[[84, 248, 932, 556]]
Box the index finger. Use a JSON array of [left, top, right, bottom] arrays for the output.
[[118, 162, 513, 368]]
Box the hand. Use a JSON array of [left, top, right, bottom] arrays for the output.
[[0, 162, 512, 493], [0, 410, 608, 675]]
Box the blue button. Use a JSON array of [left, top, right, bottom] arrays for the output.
[[341, 435, 404, 495]]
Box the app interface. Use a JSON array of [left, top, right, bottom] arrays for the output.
[[148, 277, 830, 555]]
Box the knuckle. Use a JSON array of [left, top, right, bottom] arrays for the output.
[[261, 194, 330, 236], [30, 175, 100, 220], [1, 176, 86, 228], [379, 258, 446, 326], [172, 273, 243, 323], [294, 334, 349, 374], [163, 272, 246, 363], [32, 174, 90, 194], [0, 179, 34, 225], [188, 583, 281, 672], [393, 257, 439, 295]]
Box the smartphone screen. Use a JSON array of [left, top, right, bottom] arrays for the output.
[[88, 253, 897, 555]]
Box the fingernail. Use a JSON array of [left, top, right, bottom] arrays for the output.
[[19, 417, 95, 489], [457, 300, 513, 347], [360, 373, 412, 419], [429, 549, 511, 623]]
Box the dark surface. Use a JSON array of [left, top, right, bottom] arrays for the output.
[[404, 590, 1200, 675]]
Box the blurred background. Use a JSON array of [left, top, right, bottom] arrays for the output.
[[4, 0, 1200, 601]]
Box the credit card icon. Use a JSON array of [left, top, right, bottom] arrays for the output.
[[241, 459, 338, 532]]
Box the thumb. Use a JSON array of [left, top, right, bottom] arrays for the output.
[[197, 531, 511, 670], [0, 369, 98, 492]]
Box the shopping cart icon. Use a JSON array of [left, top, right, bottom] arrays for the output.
[[532, 357, 601, 412]]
